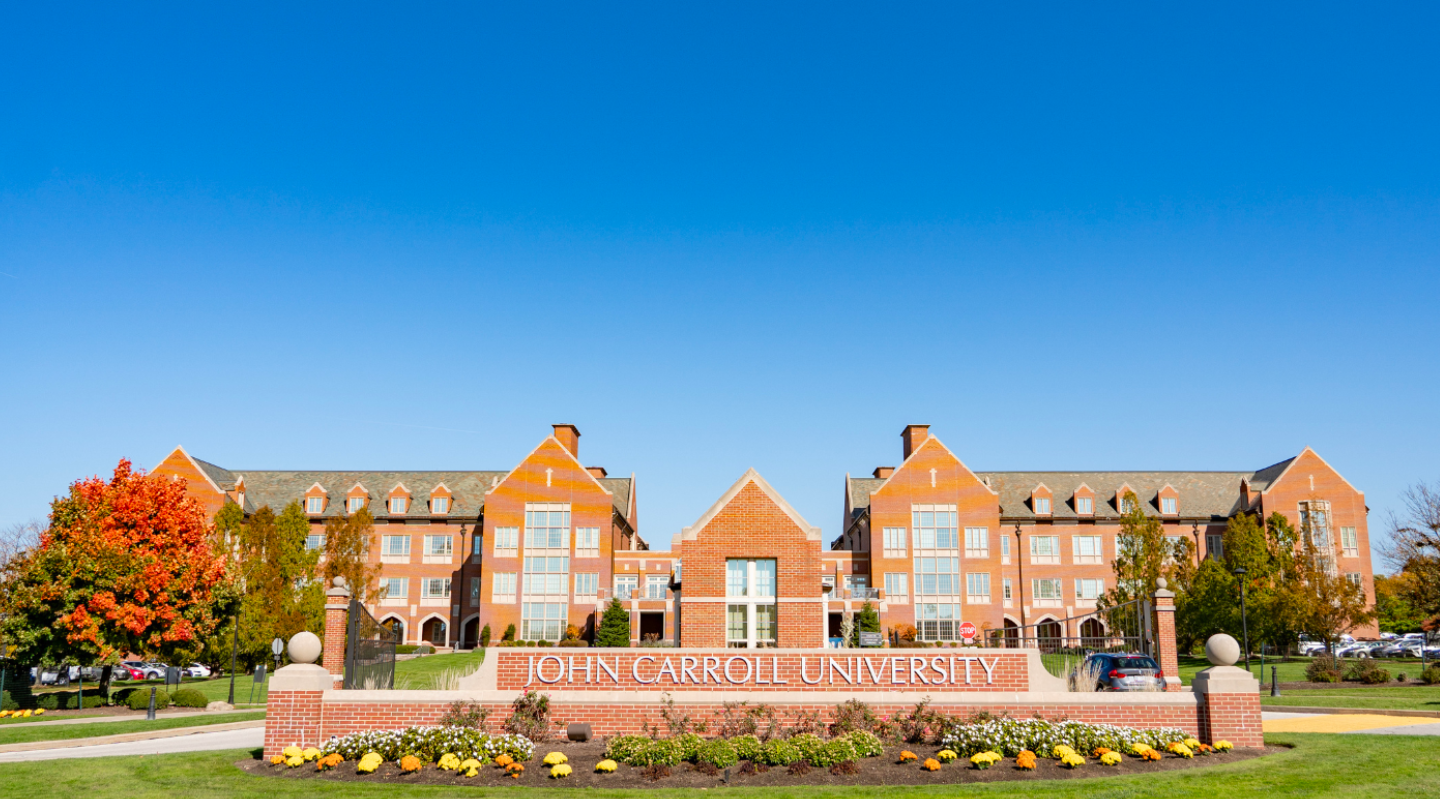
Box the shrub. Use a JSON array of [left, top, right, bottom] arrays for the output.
[[557, 640, 588, 647], [696, 738, 738, 769], [595, 598, 632, 647], [322, 726, 534, 763], [673, 732, 704, 761], [1397, 672, 1407, 683], [789, 733, 824, 764], [502, 624, 516, 642], [126, 689, 171, 711], [897, 698, 941, 743], [36, 694, 59, 711], [830, 699, 878, 736], [480, 624, 492, 649], [171, 688, 209, 708], [396, 645, 419, 655], [1344, 659, 1390, 684], [1306, 654, 1342, 683], [787, 760, 812, 776], [692, 760, 719, 776], [503, 690, 551, 742], [939, 718, 1190, 758], [732, 734, 763, 762], [604, 734, 651, 764], [439, 700, 491, 730], [846, 730, 884, 758], [761, 738, 801, 766], [810, 738, 858, 768], [1421, 666, 1440, 685]]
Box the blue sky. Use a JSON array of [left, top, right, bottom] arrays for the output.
[[2, 4, 1437, 558]]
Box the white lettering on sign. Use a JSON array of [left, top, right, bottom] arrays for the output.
[[523, 654, 1005, 687]]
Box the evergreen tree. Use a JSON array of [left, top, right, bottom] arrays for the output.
[[594, 598, 632, 647], [324, 506, 382, 603], [1100, 491, 1181, 608], [502, 623, 516, 642], [855, 601, 880, 646], [480, 624, 492, 649]]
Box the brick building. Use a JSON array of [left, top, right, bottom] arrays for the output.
[[156, 423, 1377, 650]]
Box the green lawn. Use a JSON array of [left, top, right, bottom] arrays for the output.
[[0, 712, 107, 725], [1261, 686, 1440, 711], [1176, 655, 1435, 685], [0, 734, 1433, 798], [0, 711, 265, 745], [394, 651, 486, 690]]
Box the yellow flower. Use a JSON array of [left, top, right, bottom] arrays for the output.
[[543, 751, 568, 766], [1214, 740, 1234, 752], [33, 709, 45, 716], [357, 752, 384, 773], [1183, 738, 1201, 749], [550, 763, 573, 779], [1100, 752, 1122, 766], [1053, 744, 1077, 760], [460, 758, 482, 777], [595, 759, 618, 773], [1170, 743, 1194, 759], [1129, 743, 1153, 757], [1060, 753, 1086, 769], [283, 746, 303, 759], [438, 753, 462, 771], [285, 755, 305, 768], [938, 749, 960, 763], [302, 747, 322, 762]]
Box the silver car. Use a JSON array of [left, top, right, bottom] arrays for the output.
[[1084, 653, 1164, 691]]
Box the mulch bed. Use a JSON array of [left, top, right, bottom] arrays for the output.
[[237, 741, 1277, 788]]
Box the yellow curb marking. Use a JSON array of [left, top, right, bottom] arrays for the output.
[[1263, 714, 1440, 733]]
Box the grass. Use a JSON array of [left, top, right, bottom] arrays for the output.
[[1261, 686, 1440, 711], [0, 713, 107, 725], [394, 650, 485, 690], [1176, 654, 1436, 685], [0, 734, 1433, 798], [0, 711, 265, 745]]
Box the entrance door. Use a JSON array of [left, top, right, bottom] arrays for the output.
[[462, 617, 480, 649], [422, 618, 448, 647], [639, 612, 665, 643]]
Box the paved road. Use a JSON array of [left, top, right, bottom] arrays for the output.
[[1262, 710, 1440, 736], [0, 727, 263, 762]]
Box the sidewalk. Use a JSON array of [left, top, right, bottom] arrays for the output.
[[1262, 710, 1440, 735], [0, 726, 263, 762], [0, 719, 265, 755]]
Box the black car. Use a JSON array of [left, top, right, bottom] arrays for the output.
[[1082, 653, 1164, 691]]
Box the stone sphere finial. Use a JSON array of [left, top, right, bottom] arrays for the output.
[[1156, 577, 1168, 591], [1204, 633, 1241, 666], [332, 576, 347, 589], [288, 631, 323, 664]]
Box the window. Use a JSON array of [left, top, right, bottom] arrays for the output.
[[1345, 572, 1363, 589], [422, 578, 451, 599], [1076, 496, 1094, 515], [493, 572, 517, 601], [575, 527, 600, 557], [1032, 578, 1063, 601], [726, 559, 778, 648], [306, 496, 324, 514], [1120, 495, 1136, 514], [916, 603, 961, 641], [966, 572, 991, 603], [522, 602, 566, 641], [523, 556, 569, 595], [1029, 535, 1060, 564], [469, 577, 480, 604], [347, 496, 365, 513], [964, 527, 989, 558], [1034, 497, 1051, 515], [1002, 577, 1013, 601], [842, 574, 870, 598], [425, 535, 453, 557], [913, 556, 961, 595], [1072, 535, 1102, 564], [305, 533, 325, 551], [1299, 501, 1332, 548], [1000, 535, 1011, 564], [524, 503, 571, 549], [1341, 526, 1358, 557], [821, 574, 835, 594], [1164, 535, 1184, 563], [472, 534, 482, 556], [432, 496, 449, 514], [494, 526, 519, 556], [381, 577, 406, 599], [646, 574, 668, 599], [912, 505, 959, 549], [381, 535, 410, 558], [882, 527, 907, 558], [1075, 578, 1104, 601], [389, 497, 407, 514], [574, 572, 598, 598], [884, 572, 908, 599], [1161, 496, 1177, 515], [614, 574, 638, 600], [1207, 534, 1224, 560]]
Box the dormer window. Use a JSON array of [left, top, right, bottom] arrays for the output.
[[390, 497, 407, 514], [347, 496, 365, 513], [1161, 497, 1177, 515], [1121, 496, 1137, 514], [433, 496, 449, 514], [306, 496, 324, 514], [1035, 497, 1051, 515], [1076, 497, 1093, 514]]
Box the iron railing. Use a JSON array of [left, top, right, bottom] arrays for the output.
[[344, 598, 398, 690], [985, 598, 1154, 679]]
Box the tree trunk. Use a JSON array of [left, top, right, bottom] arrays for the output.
[[98, 664, 113, 701]]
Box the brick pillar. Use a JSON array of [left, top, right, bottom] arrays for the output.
[[323, 576, 351, 680], [1193, 665, 1263, 747], [1153, 580, 1181, 692], [263, 664, 332, 758]]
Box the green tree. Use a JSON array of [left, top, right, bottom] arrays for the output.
[[1286, 513, 1374, 650], [479, 624, 492, 649], [1374, 573, 1425, 634], [324, 506, 382, 603], [855, 601, 880, 646], [594, 598, 632, 647], [1175, 556, 1237, 652], [1100, 491, 1185, 608]]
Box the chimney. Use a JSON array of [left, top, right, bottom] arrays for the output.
[[552, 424, 581, 458], [901, 424, 930, 460], [873, 467, 895, 479], [586, 466, 608, 479]]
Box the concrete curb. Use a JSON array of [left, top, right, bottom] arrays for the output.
[[0, 719, 265, 753], [0, 710, 259, 729], [1259, 705, 1440, 718]]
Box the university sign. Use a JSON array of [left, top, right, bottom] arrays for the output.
[[497, 649, 1034, 692]]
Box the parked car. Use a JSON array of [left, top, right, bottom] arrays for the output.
[[35, 667, 61, 685], [185, 663, 212, 678], [1082, 653, 1164, 691], [123, 660, 165, 680]]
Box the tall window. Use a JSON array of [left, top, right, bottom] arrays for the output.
[[1345, 572, 1363, 589], [964, 527, 989, 558], [523, 556, 569, 595], [574, 572, 598, 598], [422, 578, 451, 599], [1076, 496, 1094, 515], [389, 497, 407, 514], [306, 496, 324, 514], [522, 603, 566, 641], [1002, 577, 1013, 601], [425, 535, 453, 557], [1075, 578, 1104, 601], [493, 572, 517, 601], [1072, 535, 1102, 564], [381, 535, 410, 557], [646, 574, 668, 599], [1120, 495, 1136, 514], [432, 496, 449, 514], [726, 559, 777, 648], [1032, 578, 1063, 601], [884, 572, 908, 599], [916, 603, 961, 641], [472, 534, 483, 556], [347, 496, 365, 513], [1299, 500, 1332, 548], [1207, 534, 1224, 560], [305, 533, 325, 551], [524, 503, 571, 549], [912, 505, 959, 549], [1029, 535, 1060, 564], [614, 574, 638, 600], [469, 577, 480, 604], [965, 572, 991, 603], [494, 526, 519, 557], [1340, 526, 1359, 557], [913, 556, 960, 595], [1161, 496, 1177, 515], [575, 527, 600, 557], [1034, 497, 1051, 515], [381, 577, 406, 599], [1000, 535, 1011, 564], [882, 527, 907, 558]]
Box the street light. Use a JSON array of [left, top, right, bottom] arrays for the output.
[[1014, 524, 1026, 628], [227, 612, 239, 705], [1233, 566, 1250, 676]]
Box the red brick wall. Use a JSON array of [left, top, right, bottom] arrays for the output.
[[323, 603, 348, 676], [151, 448, 228, 518], [1154, 597, 1180, 691], [1197, 691, 1263, 748], [263, 690, 325, 754]]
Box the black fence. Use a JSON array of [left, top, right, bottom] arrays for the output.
[[344, 598, 398, 690], [985, 598, 1154, 680]]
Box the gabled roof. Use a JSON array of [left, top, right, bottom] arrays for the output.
[[681, 468, 821, 543]]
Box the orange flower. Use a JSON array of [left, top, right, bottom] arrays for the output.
[[1016, 750, 1037, 770], [507, 762, 526, 779], [898, 751, 918, 763], [1093, 747, 1111, 758], [922, 758, 941, 771], [495, 754, 514, 768], [1142, 749, 1162, 762], [400, 755, 423, 773], [270, 755, 285, 766]]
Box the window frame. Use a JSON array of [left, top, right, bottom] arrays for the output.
[[965, 572, 991, 604], [964, 527, 989, 558], [493, 526, 519, 557], [882, 527, 907, 558], [1029, 535, 1061, 564], [726, 559, 778, 648]]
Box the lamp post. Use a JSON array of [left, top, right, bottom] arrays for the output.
[[1014, 524, 1027, 629], [227, 612, 239, 705], [1233, 566, 1250, 676]]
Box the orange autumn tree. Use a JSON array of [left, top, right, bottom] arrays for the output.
[[0, 460, 235, 691]]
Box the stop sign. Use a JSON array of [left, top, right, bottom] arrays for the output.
[[959, 621, 977, 641]]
